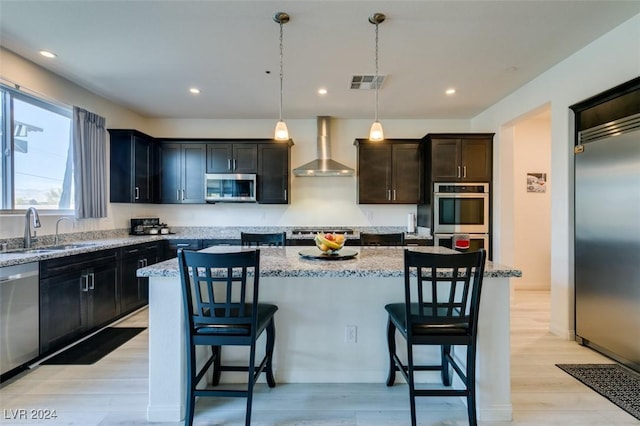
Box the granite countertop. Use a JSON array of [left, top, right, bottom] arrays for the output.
[[0, 235, 163, 268], [0, 226, 432, 268], [138, 246, 522, 279]]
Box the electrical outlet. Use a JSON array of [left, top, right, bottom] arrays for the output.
[[345, 325, 357, 343]]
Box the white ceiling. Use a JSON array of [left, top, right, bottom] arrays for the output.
[[1, 0, 638, 120]]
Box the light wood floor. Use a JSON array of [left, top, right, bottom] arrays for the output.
[[1, 290, 638, 425]]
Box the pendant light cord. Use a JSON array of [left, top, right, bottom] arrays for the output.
[[374, 20, 379, 122], [279, 21, 284, 122]]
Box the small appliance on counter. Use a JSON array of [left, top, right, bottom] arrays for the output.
[[130, 218, 171, 235]]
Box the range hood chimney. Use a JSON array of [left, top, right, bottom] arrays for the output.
[[292, 116, 355, 177]]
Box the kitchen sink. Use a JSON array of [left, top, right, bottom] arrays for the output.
[[8, 242, 99, 254]]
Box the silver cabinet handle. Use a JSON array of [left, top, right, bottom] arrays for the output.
[[181, 189, 185, 201], [89, 273, 95, 290], [388, 190, 391, 201], [228, 159, 231, 170], [457, 166, 461, 179], [135, 187, 140, 200], [463, 166, 467, 178], [81, 275, 88, 292], [176, 189, 180, 201], [393, 190, 396, 201], [233, 159, 237, 170], [284, 189, 287, 200]]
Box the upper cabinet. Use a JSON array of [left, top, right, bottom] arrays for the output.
[[206, 142, 257, 173], [258, 143, 291, 204], [108, 129, 160, 203], [355, 139, 423, 204], [426, 133, 493, 182], [161, 142, 206, 204]]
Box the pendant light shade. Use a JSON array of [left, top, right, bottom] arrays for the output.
[[369, 13, 385, 141], [274, 120, 289, 140], [369, 121, 384, 141], [273, 12, 290, 141]]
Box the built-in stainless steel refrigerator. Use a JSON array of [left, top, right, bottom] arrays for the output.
[[575, 113, 640, 373]]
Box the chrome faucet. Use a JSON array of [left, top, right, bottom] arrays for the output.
[[24, 207, 41, 248], [55, 217, 74, 245]]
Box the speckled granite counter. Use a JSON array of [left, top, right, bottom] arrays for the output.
[[138, 245, 520, 279], [142, 245, 518, 422]]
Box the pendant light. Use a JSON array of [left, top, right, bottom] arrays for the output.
[[368, 13, 385, 141], [273, 12, 290, 141]]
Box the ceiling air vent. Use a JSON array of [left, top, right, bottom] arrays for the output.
[[350, 75, 386, 90]]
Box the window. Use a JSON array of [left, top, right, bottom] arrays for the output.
[[1, 85, 73, 211]]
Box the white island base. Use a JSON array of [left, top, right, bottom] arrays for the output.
[[145, 266, 514, 423]]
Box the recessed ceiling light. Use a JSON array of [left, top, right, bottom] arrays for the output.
[[318, 88, 328, 95], [445, 88, 456, 95], [189, 87, 200, 94], [39, 50, 57, 59]]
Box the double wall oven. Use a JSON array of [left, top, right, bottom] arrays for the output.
[[432, 182, 490, 254]]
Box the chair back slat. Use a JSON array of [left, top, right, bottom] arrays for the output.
[[404, 249, 486, 335], [178, 250, 261, 332], [241, 232, 286, 247]]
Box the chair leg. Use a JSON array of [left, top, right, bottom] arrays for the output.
[[466, 343, 478, 426], [245, 341, 257, 426], [441, 345, 452, 386], [385, 317, 397, 386], [185, 346, 196, 426], [211, 345, 222, 386], [265, 317, 277, 388], [406, 343, 417, 426]]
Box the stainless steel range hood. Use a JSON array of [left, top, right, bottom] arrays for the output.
[[292, 116, 354, 177]]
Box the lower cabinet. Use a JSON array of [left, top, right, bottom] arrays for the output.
[[119, 242, 159, 313], [39, 250, 119, 355], [163, 239, 202, 260]]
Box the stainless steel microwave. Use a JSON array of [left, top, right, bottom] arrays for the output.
[[204, 173, 257, 202]]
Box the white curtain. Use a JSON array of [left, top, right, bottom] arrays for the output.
[[73, 106, 107, 218]]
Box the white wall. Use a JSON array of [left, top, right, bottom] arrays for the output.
[[512, 109, 551, 290], [471, 14, 640, 338]]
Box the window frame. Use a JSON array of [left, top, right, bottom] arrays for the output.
[[0, 84, 73, 213]]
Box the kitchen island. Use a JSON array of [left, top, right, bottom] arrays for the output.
[[137, 245, 521, 423]]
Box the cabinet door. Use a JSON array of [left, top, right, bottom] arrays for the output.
[[358, 144, 391, 203], [40, 270, 86, 354], [182, 144, 206, 203], [89, 261, 119, 329], [460, 139, 492, 181], [120, 244, 157, 313], [233, 144, 258, 173], [161, 143, 205, 203], [392, 143, 422, 203], [258, 144, 289, 204], [133, 136, 155, 203], [431, 139, 462, 181], [109, 130, 159, 203], [206, 144, 233, 172], [161, 143, 182, 203]]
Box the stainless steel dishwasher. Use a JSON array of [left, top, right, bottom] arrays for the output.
[[1, 262, 39, 376]]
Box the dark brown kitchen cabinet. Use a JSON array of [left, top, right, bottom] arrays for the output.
[[355, 139, 423, 204], [119, 242, 159, 313], [39, 250, 119, 355], [427, 133, 493, 182], [109, 129, 160, 203], [258, 143, 291, 204], [161, 143, 206, 203], [206, 142, 257, 173], [162, 239, 202, 260]]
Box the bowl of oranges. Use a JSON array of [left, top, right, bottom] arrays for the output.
[[314, 232, 346, 254]]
